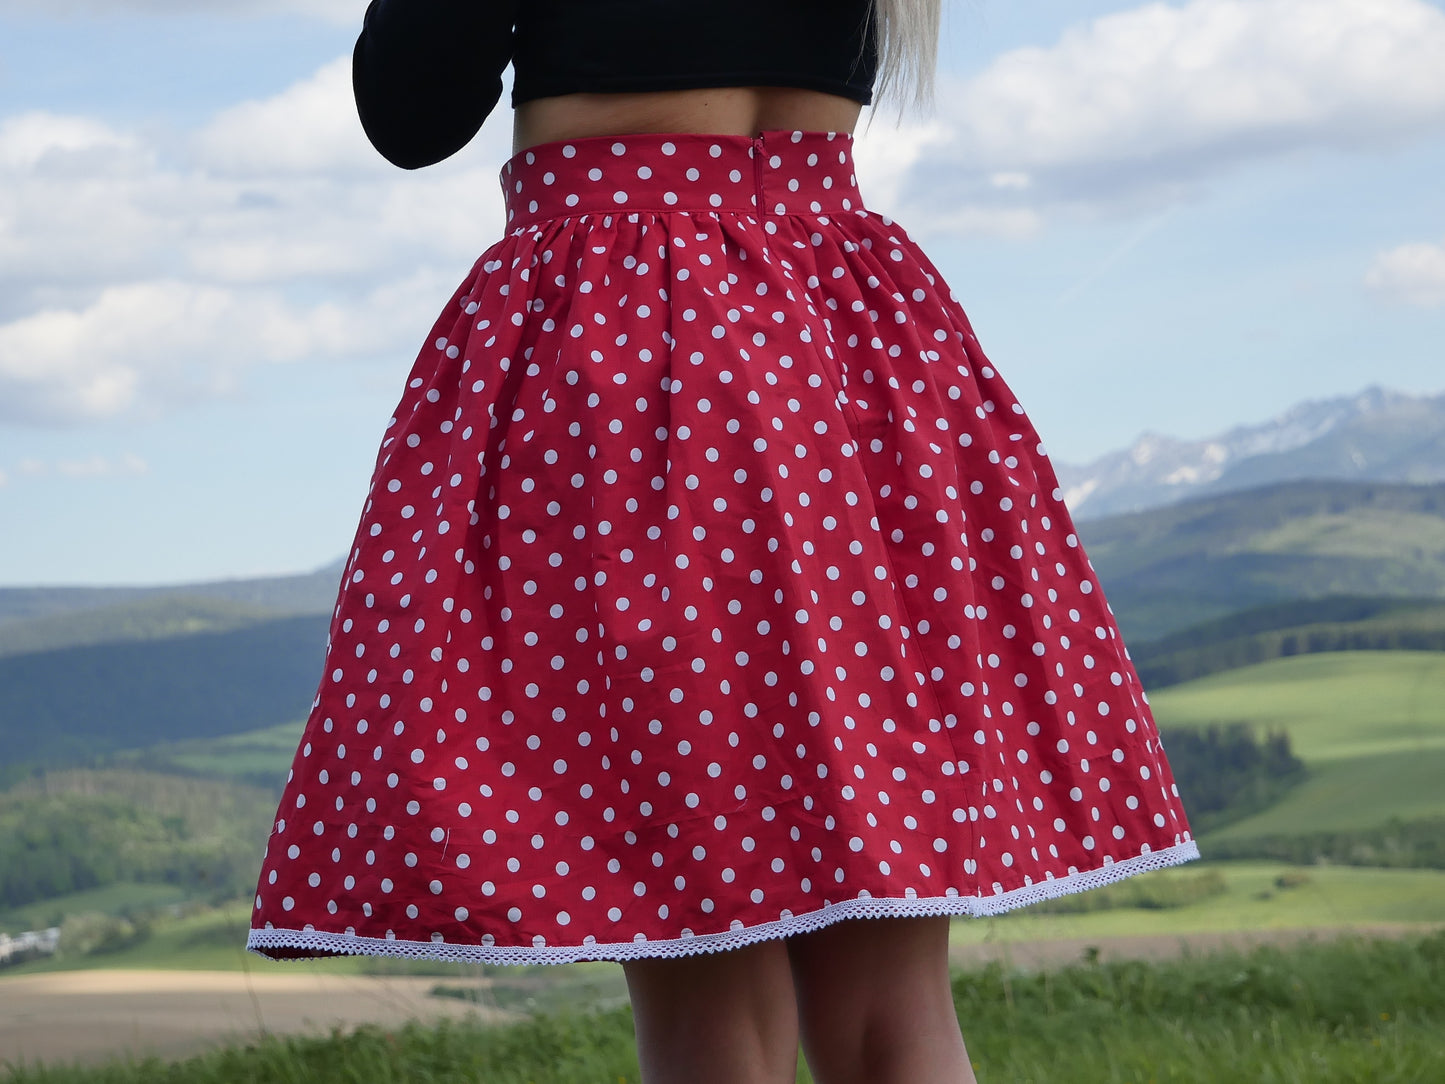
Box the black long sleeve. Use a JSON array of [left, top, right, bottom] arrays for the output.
[[353, 0, 519, 170]]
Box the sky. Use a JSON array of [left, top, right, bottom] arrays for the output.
[[1, 0, 1443, 587]]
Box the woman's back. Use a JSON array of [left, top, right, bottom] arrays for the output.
[[511, 85, 863, 156]]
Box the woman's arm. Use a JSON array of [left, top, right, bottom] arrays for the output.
[[353, 0, 519, 170]]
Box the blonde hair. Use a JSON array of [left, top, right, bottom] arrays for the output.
[[859, 0, 942, 133]]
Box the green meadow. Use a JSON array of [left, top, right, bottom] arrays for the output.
[[0, 884, 193, 935], [1201, 750, 1445, 838], [3, 861, 1441, 982], [6, 930, 1443, 1083], [1148, 651, 1445, 843], [1148, 651, 1445, 763], [966, 862, 1445, 941], [114, 720, 304, 782]]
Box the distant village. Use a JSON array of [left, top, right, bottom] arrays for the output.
[[0, 927, 61, 967]]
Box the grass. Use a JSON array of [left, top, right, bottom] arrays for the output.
[[0, 885, 193, 936], [5, 863, 1443, 980], [114, 721, 303, 783], [4, 930, 1442, 1083], [960, 862, 1445, 942], [1248, 509, 1445, 558], [0, 903, 297, 976], [950, 928, 1445, 1083], [1149, 651, 1445, 763], [1148, 652, 1445, 845], [1202, 749, 1445, 838]]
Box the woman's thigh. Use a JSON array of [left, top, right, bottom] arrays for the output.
[[786, 916, 974, 1084], [623, 938, 799, 1084]]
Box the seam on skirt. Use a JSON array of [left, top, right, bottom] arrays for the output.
[[763, 222, 981, 851], [504, 207, 874, 238]]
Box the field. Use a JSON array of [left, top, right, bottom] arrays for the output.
[[4, 929, 1442, 1083], [114, 721, 304, 783], [0, 885, 194, 936], [1145, 652, 1445, 845], [1148, 651, 1445, 763], [967, 862, 1445, 938], [1200, 750, 1445, 838], [2, 862, 1441, 983]]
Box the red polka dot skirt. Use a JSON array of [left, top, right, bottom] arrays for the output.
[[247, 129, 1199, 965]]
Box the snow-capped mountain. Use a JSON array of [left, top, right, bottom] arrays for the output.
[[1055, 386, 1445, 520]]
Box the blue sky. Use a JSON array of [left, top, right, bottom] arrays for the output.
[[2, 0, 1443, 586]]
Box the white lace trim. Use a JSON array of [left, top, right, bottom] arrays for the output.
[[247, 840, 1200, 965]]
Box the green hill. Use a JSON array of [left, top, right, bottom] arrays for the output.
[[1080, 480, 1445, 640], [113, 720, 304, 790], [0, 595, 284, 659], [0, 561, 342, 627], [1150, 652, 1445, 840], [0, 614, 328, 772], [0, 769, 278, 914], [1150, 651, 1445, 762], [6, 479, 1445, 656], [1131, 596, 1445, 688]]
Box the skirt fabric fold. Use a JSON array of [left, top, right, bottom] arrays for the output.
[[247, 129, 1198, 964]]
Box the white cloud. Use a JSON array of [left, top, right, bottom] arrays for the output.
[[7, 454, 150, 480], [194, 57, 379, 177], [0, 54, 513, 425], [0, 112, 137, 171], [1366, 240, 1445, 306], [60, 453, 149, 477], [0, 280, 387, 424], [0, 112, 185, 304], [852, 118, 1044, 241], [898, 0, 1445, 221]]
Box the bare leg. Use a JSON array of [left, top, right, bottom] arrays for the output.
[[623, 937, 800, 1084], [787, 916, 976, 1084]]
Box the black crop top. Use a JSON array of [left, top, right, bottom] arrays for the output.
[[353, 0, 879, 170]]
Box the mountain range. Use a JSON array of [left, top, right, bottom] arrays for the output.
[[1054, 385, 1445, 520]]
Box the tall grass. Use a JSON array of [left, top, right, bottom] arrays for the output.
[[952, 928, 1445, 1082], [5, 931, 1442, 1083]]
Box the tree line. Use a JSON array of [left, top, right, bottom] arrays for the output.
[[0, 788, 270, 910], [1203, 817, 1445, 871], [1137, 625, 1445, 689], [1158, 722, 1308, 834]]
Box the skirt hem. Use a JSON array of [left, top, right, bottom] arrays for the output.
[[247, 839, 1201, 966]]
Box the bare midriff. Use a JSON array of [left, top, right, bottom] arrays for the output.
[[511, 86, 863, 156]]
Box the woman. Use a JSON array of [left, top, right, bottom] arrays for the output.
[[247, 2, 1200, 1080]]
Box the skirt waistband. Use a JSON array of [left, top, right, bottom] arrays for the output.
[[499, 129, 863, 231]]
